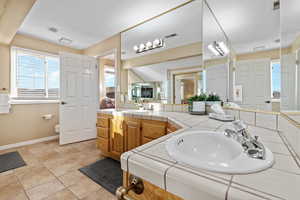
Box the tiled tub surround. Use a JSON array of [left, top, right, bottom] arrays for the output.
[[101, 109, 300, 200]]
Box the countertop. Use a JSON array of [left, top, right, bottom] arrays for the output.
[[98, 109, 300, 200]]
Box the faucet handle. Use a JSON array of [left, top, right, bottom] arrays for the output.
[[224, 129, 236, 137], [232, 120, 247, 132]]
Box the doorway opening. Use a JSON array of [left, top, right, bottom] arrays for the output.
[[99, 53, 117, 109]]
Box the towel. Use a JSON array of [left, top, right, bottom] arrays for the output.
[[0, 94, 10, 114]]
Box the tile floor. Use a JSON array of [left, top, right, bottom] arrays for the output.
[[0, 139, 117, 200]]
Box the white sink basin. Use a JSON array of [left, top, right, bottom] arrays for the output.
[[166, 131, 274, 174]]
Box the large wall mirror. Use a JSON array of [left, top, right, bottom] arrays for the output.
[[202, 0, 230, 102], [121, 0, 202, 105], [205, 0, 281, 112], [281, 0, 300, 123]]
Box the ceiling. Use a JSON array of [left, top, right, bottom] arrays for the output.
[[0, 0, 8, 18], [206, 0, 280, 54], [17, 0, 299, 53], [18, 0, 189, 49], [281, 0, 300, 47]]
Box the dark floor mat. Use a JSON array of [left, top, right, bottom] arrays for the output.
[[79, 158, 122, 194], [0, 151, 26, 173]]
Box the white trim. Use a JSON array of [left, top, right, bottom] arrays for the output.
[[0, 135, 59, 151], [10, 100, 60, 105]]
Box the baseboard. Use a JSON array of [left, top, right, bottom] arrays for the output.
[[0, 135, 59, 151]]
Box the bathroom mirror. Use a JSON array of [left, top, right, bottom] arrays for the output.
[[121, 0, 203, 105], [202, 0, 231, 102], [281, 0, 300, 122], [206, 0, 281, 112]]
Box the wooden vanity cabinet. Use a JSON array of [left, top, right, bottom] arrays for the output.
[[110, 117, 125, 158], [96, 113, 111, 154], [141, 120, 167, 144], [97, 113, 174, 160], [124, 118, 141, 151], [123, 172, 183, 200]]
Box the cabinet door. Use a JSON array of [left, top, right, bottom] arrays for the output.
[[125, 121, 141, 151], [97, 137, 109, 153], [142, 120, 167, 140], [110, 119, 124, 157]]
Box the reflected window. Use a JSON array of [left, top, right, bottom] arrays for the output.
[[271, 61, 281, 99]]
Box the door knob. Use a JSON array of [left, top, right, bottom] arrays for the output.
[[61, 101, 67, 105], [265, 100, 271, 104]]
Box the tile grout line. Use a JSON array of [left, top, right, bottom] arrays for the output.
[[277, 130, 300, 168], [225, 176, 233, 200], [272, 168, 300, 176], [13, 170, 31, 200]]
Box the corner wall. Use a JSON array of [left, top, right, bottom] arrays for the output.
[[0, 34, 82, 147]]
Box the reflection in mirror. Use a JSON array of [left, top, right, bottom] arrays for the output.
[[99, 53, 116, 109], [203, 0, 230, 102], [121, 0, 202, 106], [206, 0, 280, 112], [281, 0, 300, 123]]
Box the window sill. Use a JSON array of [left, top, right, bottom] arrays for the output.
[[10, 99, 60, 105]]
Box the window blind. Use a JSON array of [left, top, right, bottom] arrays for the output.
[[12, 48, 60, 99]]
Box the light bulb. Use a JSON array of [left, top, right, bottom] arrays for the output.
[[146, 41, 152, 49], [133, 45, 139, 52], [153, 39, 160, 47], [139, 43, 145, 51]]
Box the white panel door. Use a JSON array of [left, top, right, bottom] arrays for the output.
[[59, 52, 98, 145], [281, 53, 297, 111], [206, 64, 228, 101], [174, 79, 182, 104], [236, 59, 271, 110]]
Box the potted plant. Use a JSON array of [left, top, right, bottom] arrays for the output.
[[187, 93, 207, 115], [205, 93, 222, 114]]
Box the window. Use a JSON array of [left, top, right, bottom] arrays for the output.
[[11, 47, 60, 100], [271, 60, 281, 99], [103, 66, 115, 99]]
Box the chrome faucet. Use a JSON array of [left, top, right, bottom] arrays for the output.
[[224, 120, 266, 160]]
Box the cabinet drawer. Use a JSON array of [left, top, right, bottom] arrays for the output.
[[97, 127, 109, 138], [142, 137, 153, 145], [97, 117, 109, 128], [97, 137, 109, 152], [142, 122, 166, 139]]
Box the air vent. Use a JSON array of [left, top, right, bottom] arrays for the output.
[[165, 33, 178, 39], [59, 37, 72, 45], [48, 27, 58, 33], [273, 0, 280, 10]]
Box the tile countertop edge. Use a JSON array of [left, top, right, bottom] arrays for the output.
[[105, 109, 300, 200]]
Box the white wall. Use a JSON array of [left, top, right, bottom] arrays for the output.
[[206, 64, 228, 101]]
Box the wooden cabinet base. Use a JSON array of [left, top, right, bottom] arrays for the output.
[[123, 172, 183, 200]]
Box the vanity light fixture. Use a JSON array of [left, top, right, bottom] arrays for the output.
[[133, 38, 164, 54], [208, 41, 229, 56]]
